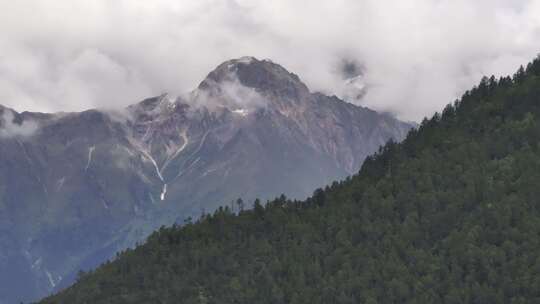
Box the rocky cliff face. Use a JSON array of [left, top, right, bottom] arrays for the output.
[[0, 57, 414, 303]]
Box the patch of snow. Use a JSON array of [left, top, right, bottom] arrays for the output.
[[140, 150, 164, 181], [170, 130, 211, 182], [132, 141, 171, 203], [123, 146, 135, 157], [193, 132, 209, 156], [160, 183, 167, 201], [32, 257, 42, 269], [45, 270, 56, 288], [85, 146, 95, 171], [141, 124, 153, 143], [232, 108, 249, 117], [161, 130, 189, 172]]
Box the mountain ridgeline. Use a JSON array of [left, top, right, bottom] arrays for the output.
[[0, 57, 413, 303], [40, 56, 540, 303]]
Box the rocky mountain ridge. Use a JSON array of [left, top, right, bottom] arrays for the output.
[[0, 57, 414, 303]]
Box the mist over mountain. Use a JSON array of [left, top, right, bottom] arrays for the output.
[[3, 1, 540, 122], [0, 57, 413, 303]]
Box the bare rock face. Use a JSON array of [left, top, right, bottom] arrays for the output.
[[0, 57, 414, 303]]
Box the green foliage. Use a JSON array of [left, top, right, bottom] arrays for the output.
[[41, 56, 540, 303]]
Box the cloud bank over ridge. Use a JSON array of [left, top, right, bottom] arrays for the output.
[[1, 0, 540, 121]]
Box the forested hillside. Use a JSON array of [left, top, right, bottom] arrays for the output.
[[41, 57, 540, 303]]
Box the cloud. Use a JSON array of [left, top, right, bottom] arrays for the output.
[[1, 0, 540, 121], [0, 110, 38, 138], [189, 70, 266, 111]]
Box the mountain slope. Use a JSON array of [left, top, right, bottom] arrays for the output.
[[41, 57, 540, 303], [0, 57, 413, 303]]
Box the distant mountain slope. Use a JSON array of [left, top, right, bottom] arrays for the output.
[[40, 57, 540, 304], [0, 57, 413, 303]]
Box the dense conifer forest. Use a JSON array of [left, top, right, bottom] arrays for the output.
[[41, 56, 540, 303]]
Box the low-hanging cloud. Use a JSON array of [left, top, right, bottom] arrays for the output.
[[189, 69, 267, 111], [0, 110, 38, 138], [1, 0, 540, 121]]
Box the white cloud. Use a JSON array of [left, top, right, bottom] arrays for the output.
[[0, 0, 540, 121], [189, 68, 267, 111], [0, 110, 38, 138]]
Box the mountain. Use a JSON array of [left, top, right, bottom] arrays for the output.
[[39, 57, 540, 304], [0, 57, 413, 303]]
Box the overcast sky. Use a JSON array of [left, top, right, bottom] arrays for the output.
[[1, 0, 540, 121]]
